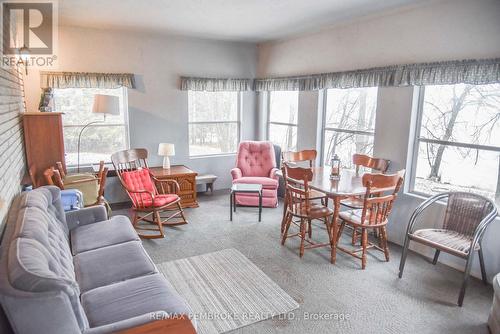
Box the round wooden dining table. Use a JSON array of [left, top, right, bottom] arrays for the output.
[[277, 167, 367, 263]]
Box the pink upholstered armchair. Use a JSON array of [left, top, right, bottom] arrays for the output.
[[231, 141, 279, 207]]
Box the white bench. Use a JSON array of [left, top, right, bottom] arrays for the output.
[[196, 174, 217, 193]]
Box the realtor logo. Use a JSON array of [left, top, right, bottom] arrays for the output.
[[2, 2, 53, 55], [1, 0, 58, 68]]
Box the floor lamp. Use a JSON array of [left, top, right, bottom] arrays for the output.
[[77, 94, 120, 172]]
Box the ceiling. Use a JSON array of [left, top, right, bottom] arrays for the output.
[[58, 0, 430, 42]]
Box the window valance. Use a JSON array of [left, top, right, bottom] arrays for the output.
[[254, 58, 500, 91], [180, 76, 252, 91], [40, 71, 135, 89]]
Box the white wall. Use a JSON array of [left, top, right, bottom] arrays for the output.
[[256, 0, 500, 281], [24, 26, 258, 201], [258, 0, 500, 76]]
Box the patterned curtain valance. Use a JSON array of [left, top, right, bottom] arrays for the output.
[[40, 71, 135, 89], [254, 58, 500, 91], [180, 76, 252, 91]]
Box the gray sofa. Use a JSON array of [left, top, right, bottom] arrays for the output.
[[0, 186, 194, 333]]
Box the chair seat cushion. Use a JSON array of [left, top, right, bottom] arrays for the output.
[[82, 274, 191, 328], [309, 189, 327, 200], [70, 215, 139, 255], [410, 229, 478, 255], [74, 241, 157, 292], [233, 177, 278, 189], [292, 204, 333, 219], [339, 209, 387, 227], [141, 194, 179, 207], [340, 196, 363, 209]]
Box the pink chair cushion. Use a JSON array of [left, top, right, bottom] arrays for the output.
[[233, 177, 278, 189], [236, 141, 276, 177], [121, 168, 155, 193], [140, 194, 179, 207], [121, 168, 179, 207]]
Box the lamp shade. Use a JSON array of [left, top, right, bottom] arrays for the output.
[[158, 143, 175, 156], [92, 94, 120, 115]]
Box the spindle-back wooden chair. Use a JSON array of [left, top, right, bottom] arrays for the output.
[[335, 172, 403, 269], [281, 163, 334, 258]]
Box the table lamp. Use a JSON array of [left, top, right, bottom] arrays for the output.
[[158, 143, 175, 169], [77, 94, 120, 172]]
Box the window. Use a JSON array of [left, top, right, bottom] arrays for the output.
[[54, 87, 129, 166], [268, 91, 298, 151], [322, 87, 378, 168], [410, 83, 500, 204], [188, 91, 240, 156]]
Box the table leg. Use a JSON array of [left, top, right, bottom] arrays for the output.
[[258, 191, 262, 222], [233, 193, 236, 212], [330, 196, 340, 264], [230, 191, 233, 221]]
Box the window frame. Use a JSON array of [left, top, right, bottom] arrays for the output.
[[57, 87, 130, 168], [320, 88, 377, 166], [408, 85, 500, 198], [187, 91, 242, 158], [266, 90, 299, 152]]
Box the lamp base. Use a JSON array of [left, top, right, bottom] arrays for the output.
[[162, 156, 171, 169]]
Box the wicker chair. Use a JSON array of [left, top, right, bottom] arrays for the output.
[[398, 192, 498, 306]]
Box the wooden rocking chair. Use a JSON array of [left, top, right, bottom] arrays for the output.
[[111, 148, 188, 239]]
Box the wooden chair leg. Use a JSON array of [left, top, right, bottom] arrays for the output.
[[155, 211, 165, 238], [336, 221, 345, 243], [131, 211, 139, 227], [381, 226, 390, 262], [307, 219, 312, 239], [299, 219, 306, 258], [281, 212, 292, 245], [352, 228, 358, 246], [177, 202, 188, 224], [324, 217, 332, 244], [281, 211, 287, 233], [361, 228, 368, 269]]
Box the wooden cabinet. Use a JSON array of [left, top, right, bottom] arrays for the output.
[[23, 112, 65, 186], [150, 166, 198, 208]]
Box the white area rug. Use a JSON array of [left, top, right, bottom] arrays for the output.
[[157, 248, 299, 334]]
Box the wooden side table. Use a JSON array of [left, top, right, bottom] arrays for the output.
[[150, 166, 199, 208]]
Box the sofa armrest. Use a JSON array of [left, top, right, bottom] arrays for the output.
[[269, 168, 279, 180], [230, 168, 242, 180], [65, 205, 108, 230]]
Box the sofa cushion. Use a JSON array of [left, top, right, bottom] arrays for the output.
[[74, 241, 157, 292], [81, 274, 191, 328], [19, 186, 68, 235], [8, 237, 77, 293], [11, 206, 75, 290], [233, 176, 278, 189], [70, 215, 139, 255]]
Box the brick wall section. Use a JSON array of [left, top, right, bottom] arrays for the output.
[[0, 66, 26, 228]]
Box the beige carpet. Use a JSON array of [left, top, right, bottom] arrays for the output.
[[157, 248, 299, 334]]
